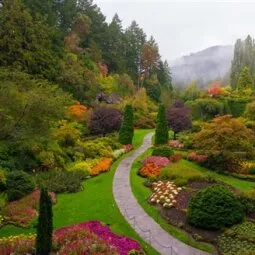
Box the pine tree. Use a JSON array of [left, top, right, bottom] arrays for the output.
[[119, 105, 134, 145], [36, 187, 53, 255], [155, 104, 169, 145]]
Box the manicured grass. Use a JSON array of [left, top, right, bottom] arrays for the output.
[[0, 130, 158, 255], [130, 149, 214, 253]]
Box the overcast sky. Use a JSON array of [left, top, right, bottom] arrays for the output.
[[95, 0, 255, 62]]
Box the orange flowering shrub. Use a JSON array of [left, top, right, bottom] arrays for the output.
[[90, 158, 113, 176], [67, 102, 91, 122], [139, 163, 161, 178]]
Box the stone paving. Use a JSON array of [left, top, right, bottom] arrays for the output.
[[113, 132, 210, 255]]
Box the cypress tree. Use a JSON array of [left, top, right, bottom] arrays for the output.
[[119, 104, 134, 145], [36, 187, 53, 255], [155, 104, 169, 145]]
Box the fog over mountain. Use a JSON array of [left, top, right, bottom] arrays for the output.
[[171, 45, 234, 86]]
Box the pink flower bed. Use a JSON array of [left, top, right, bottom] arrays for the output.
[[187, 152, 208, 164], [168, 140, 184, 149], [143, 156, 170, 167], [0, 221, 144, 255], [2, 190, 56, 227]]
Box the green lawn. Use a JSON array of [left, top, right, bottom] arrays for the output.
[[0, 129, 158, 255], [130, 149, 214, 253]]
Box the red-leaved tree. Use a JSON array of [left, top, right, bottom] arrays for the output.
[[167, 100, 192, 140]]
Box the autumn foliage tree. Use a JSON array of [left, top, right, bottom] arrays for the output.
[[67, 102, 90, 122], [207, 82, 222, 97], [89, 107, 122, 136], [193, 115, 254, 153], [167, 100, 192, 140]]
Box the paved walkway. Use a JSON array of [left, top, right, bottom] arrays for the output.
[[113, 132, 210, 255]]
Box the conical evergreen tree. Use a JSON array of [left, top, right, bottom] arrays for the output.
[[237, 66, 253, 91], [155, 104, 169, 145], [119, 104, 134, 145], [36, 187, 53, 255]]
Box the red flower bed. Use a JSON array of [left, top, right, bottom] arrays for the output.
[[2, 190, 56, 227], [139, 163, 161, 178], [168, 140, 184, 149], [169, 154, 182, 163], [123, 144, 133, 151], [143, 156, 170, 167]]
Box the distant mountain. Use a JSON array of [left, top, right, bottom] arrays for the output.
[[171, 45, 234, 86]]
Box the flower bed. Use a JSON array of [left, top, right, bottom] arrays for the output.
[[91, 158, 114, 176], [149, 180, 182, 208], [143, 156, 170, 167], [2, 190, 56, 228], [0, 221, 144, 255], [123, 144, 133, 151], [139, 163, 161, 178], [168, 140, 184, 150]]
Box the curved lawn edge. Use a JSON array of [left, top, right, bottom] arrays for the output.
[[0, 130, 158, 255], [130, 148, 214, 253]]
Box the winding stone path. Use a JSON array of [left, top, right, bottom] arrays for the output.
[[113, 132, 210, 255]]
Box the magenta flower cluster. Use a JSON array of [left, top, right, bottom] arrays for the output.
[[55, 221, 143, 255], [143, 156, 170, 167]]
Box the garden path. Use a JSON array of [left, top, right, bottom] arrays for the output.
[[113, 132, 210, 255]]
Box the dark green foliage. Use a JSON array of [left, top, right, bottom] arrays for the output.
[[119, 105, 134, 145], [36, 187, 53, 255], [5, 171, 35, 201], [187, 185, 244, 230], [36, 171, 84, 193], [152, 146, 174, 157], [225, 97, 251, 118], [155, 104, 169, 145], [238, 193, 255, 214]]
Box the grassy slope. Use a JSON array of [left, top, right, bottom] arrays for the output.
[[0, 130, 159, 255], [130, 149, 214, 253]]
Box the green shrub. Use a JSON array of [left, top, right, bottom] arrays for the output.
[[238, 191, 255, 214], [134, 115, 155, 129], [187, 185, 244, 230], [36, 171, 84, 193], [6, 171, 35, 201], [152, 146, 174, 157], [154, 104, 169, 145], [67, 161, 91, 176], [178, 133, 194, 149], [119, 105, 134, 145], [80, 140, 113, 159], [0, 168, 6, 191]]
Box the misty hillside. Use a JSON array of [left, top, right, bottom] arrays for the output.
[[171, 45, 234, 86]]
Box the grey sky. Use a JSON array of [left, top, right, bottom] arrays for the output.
[[95, 0, 255, 62]]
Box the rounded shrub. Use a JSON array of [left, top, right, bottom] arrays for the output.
[[6, 171, 35, 201], [152, 146, 174, 158], [187, 185, 244, 230]]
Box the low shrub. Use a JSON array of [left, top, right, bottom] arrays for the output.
[[178, 133, 194, 149], [187, 152, 208, 164], [36, 171, 84, 193], [168, 140, 184, 150], [169, 154, 182, 163], [238, 191, 255, 214], [67, 161, 91, 176], [6, 171, 35, 201], [143, 156, 170, 167], [139, 163, 161, 178], [187, 185, 244, 230], [80, 140, 113, 159], [113, 149, 126, 159], [152, 146, 174, 158], [0, 168, 6, 191], [90, 158, 113, 176]]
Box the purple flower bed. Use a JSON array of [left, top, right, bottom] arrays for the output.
[[55, 221, 143, 255], [143, 156, 170, 167]]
